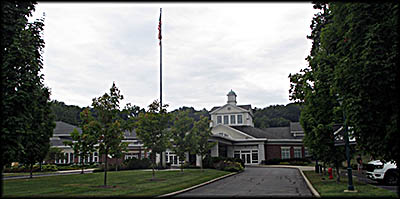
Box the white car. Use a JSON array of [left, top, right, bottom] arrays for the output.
[[366, 160, 398, 185]]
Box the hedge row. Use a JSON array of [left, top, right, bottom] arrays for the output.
[[262, 158, 311, 166]]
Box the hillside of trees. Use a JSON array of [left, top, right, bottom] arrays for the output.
[[253, 103, 301, 128], [51, 100, 300, 128]]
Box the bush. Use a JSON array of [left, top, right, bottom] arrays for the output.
[[262, 158, 311, 166], [123, 158, 152, 170], [42, 164, 58, 172], [202, 156, 244, 172]]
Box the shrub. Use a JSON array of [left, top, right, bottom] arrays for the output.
[[202, 156, 244, 172], [123, 158, 152, 170], [42, 164, 58, 171]]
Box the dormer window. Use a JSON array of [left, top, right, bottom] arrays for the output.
[[217, 116, 222, 124], [238, 115, 243, 124], [231, 115, 236, 124], [223, 115, 229, 124]]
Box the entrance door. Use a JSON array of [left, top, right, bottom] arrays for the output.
[[241, 151, 251, 164]]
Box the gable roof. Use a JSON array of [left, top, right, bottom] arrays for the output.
[[210, 104, 252, 113], [231, 126, 297, 139], [53, 121, 81, 135], [290, 122, 303, 132]]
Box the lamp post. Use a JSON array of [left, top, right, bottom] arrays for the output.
[[338, 98, 355, 191]]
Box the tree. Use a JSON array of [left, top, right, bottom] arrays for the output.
[[290, 2, 398, 186], [44, 147, 64, 164], [50, 100, 83, 126], [171, 111, 194, 172], [91, 82, 127, 186], [187, 116, 215, 171], [135, 100, 171, 179], [327, 2, 399, 165], [289, 2, 347, 181], [1, 1, 55, 169], [63, 108, 98, 174]]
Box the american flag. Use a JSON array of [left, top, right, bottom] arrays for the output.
[[158, 8, 162, 46]]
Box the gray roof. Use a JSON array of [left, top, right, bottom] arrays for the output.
[[53, 121, 81, 135], [290, 122, 303, 132], [210, 105, 252, 113], [231, 126, 297, 139]]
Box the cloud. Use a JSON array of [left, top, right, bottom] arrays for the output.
[[32, 3, 317, 110]]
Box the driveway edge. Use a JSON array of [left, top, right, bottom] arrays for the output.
[[157, 171, 238, 198], [297, 168, 321, 198]]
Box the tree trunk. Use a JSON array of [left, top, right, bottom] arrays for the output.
[[323, 162, 326, 176], [81, 155, 85, 174], [200, 155, 204, 172], [39, 161, 42, 172], [335, 163, 341, 183], [152, 153, 155, 179], [30, 163, 33, 178], [104, 151, 108, 186]]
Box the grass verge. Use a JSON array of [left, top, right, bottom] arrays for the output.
[[303, 171, 398, 198], [3, 171, 59, 177], [3, 169, 230, 197]]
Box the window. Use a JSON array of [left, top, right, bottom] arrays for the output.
[[237, 115, 243, 124], [234, 151, 240, 159], [294, 147, 302, 158], [223, 115, 229, 124], [69, 153, 73, 163], [231, 115, 236, 124], [217, 116, 222, 124], [252, 150, 258, 164], [94, 152, 98, 162], [281, 147, 290, 159]]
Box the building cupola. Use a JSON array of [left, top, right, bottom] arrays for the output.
[[227, 89, 237, 105]]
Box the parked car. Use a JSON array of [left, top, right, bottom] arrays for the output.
[[366, 160, 398, 185]]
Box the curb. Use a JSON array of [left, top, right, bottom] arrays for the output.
[[157, 172, 238, 197], [297, 168, 321, 198]]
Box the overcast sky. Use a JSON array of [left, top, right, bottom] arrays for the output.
[[30, 2, 317, 111]]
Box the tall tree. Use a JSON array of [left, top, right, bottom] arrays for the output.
[[328, 2, 399, 165], [171, 111, 194, 172], [63, 108, 98, 174], [2, 1, 55, 170], [290, 2, 398, 186], [135, 100, 171, 179], [187, 116, 215, 171], [91, 82, 126, 186], [289, 2, 347, 181]]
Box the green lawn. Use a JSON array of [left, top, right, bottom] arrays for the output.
[[3, 169, 230, 197], [304, 171, 398, 198]]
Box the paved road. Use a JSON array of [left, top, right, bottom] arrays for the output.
[[175, 166, 313, 197]]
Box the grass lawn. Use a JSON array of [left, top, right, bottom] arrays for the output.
[[304, 171, 398, 198], [3, 169, 230, 197]]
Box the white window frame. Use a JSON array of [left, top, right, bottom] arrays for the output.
[[217, 116, 222, 124], [294, 147, 302, 158], [230, 115, 236, 124], [223, 115, 229, 124], [237, 115, 243, 124], [281, 147, 291, 159]]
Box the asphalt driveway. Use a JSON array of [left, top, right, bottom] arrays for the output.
[[175, 166, 313, 197]]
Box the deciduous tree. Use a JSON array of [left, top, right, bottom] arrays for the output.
[[171, 111, 194, 172], [91, 82, 127, 186], [135, 100, 171, 179], [187, 116, 215, 171]]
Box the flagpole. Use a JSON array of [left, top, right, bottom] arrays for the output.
[[159, 8, 162, 112]]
